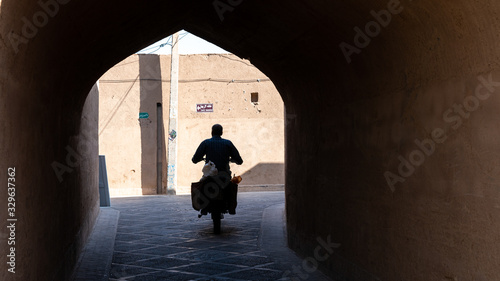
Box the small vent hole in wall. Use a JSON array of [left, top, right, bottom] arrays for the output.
[[251, 92, 259, 104]]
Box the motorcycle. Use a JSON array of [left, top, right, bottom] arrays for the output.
[[191, 169, 241, 234]]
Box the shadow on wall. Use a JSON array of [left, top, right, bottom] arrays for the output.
[[239, 162, 284, 185], [139, 54, 165, 195]]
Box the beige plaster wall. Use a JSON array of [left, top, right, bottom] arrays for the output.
[[98, 54, 284, 196], [0, 77, 100, 281], [69, 84, 100, 278], [99, 55, 170, 196]]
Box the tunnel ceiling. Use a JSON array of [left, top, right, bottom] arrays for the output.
[[2, 0, 498, 111]]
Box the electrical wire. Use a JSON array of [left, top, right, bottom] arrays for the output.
[[99, 78, 271, 84], [99, 75, 140, 136], [141, 31, 191, 54]]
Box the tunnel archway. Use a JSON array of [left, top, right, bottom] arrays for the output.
[[97, 50, 286, 196], [2, 0, 500, 280]]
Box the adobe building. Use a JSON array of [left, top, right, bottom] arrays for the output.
[[98, 53, 285, 196], [2, 0, 500, 280]]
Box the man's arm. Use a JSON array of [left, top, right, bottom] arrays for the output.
[[192, 141, 206, 163], [229, 142, 243, 165]]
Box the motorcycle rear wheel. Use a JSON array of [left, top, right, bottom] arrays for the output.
[[212, 212, 221, 234]]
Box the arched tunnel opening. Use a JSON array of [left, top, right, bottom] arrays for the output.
[[1, 0, 500, 280], [97, 45, 285, 197], [94, 37, 289, 279]]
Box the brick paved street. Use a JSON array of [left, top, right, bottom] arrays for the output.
[[72, 191, 332, 281], [70, 191, 334, 281]]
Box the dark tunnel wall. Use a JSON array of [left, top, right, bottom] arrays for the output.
[[1, 0, 500, 280]]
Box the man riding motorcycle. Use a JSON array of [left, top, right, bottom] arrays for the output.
[[191, 124, 243, 233]]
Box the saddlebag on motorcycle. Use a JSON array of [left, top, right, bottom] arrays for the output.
[[191, 176, 238, 212]]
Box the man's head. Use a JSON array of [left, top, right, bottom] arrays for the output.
[[211, 124, 223, 136]]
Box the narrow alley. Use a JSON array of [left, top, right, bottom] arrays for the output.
[[73, 192, 332, 281]]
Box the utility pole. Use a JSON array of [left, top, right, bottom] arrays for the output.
[[167, 32, 179, 195]]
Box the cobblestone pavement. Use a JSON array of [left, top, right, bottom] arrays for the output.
[[107, 192, 332, 281]]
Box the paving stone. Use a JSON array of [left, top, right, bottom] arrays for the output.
[[126, 270, 205, 281], [210, 244, 260, 254], [172, 262, 247, 276], [108, 264, 158, 279], [167, 249, 239, 262], [133, 245, 194, 256], [214, 255, 275, 267], [131, 256, 195, 270], [115, 233, 158, 242], [219, 268, 285, 281], [138, 236, 192, 246], [194, 277, 248, 281], [112, 252, 160, 264], [112, 242, 159, 253], [136, 227, 187, 236]]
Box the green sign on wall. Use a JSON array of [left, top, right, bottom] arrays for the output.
[[139, 112, 149, 119]]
